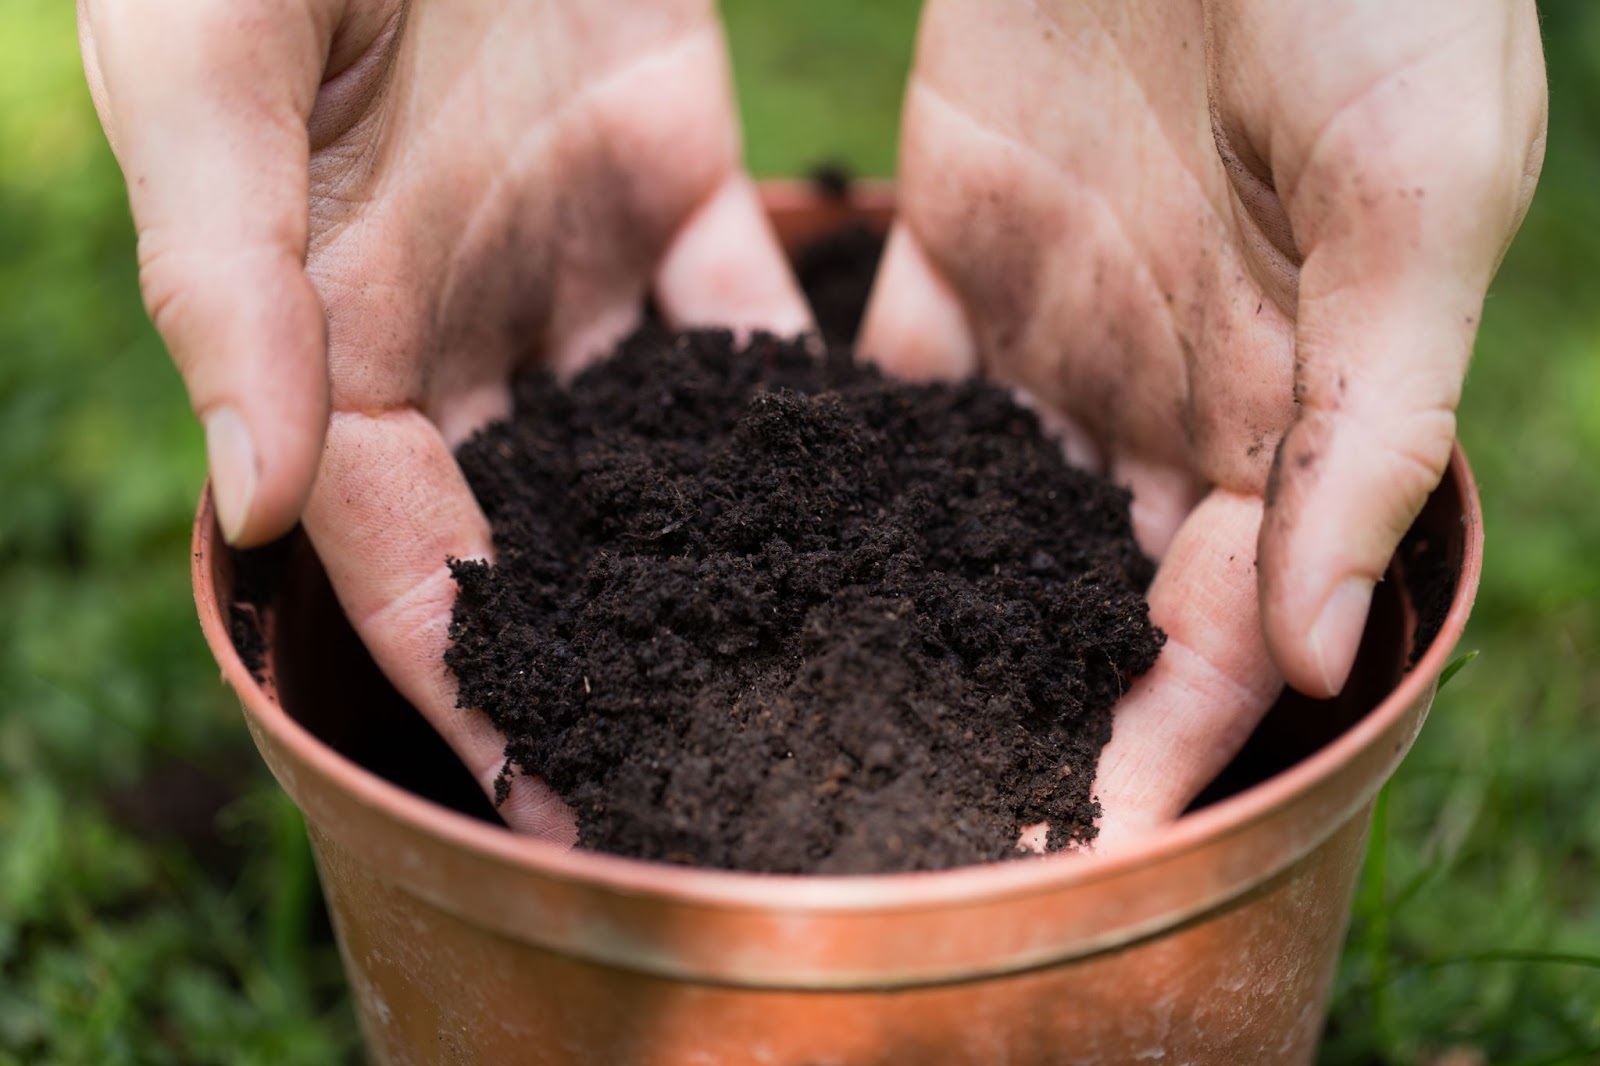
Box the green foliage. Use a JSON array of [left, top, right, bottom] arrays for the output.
[[0, 0, 354, 1060], [1317, 4, 1600, 1061], [722, 0, 920, 177], [1, 0, 1595, 1061]]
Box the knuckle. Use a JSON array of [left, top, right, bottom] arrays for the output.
[[136, 234, 201, 363], [1383, 404, 1456, 496]]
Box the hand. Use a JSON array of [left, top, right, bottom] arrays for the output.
[[81, 0, 811, 835], [863, 0, 1546, 845]]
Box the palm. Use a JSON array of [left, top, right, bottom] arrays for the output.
[[876, 0, 1538, 548], [297, 0, 815, 834], [307, 1, 769, 437]]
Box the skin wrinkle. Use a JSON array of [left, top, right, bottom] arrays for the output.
[[1155, 636, 1273, 730], [1275, 17, 1497, 223], [308, 7, 407, 153], [138, 243, 308, 359], [1061, 0, 1238, 228], [903, 70, 1297, 500], [313, 13, 718, 348], [347, 561, 469, 657], [308, 19, 411, 250], [308, 116, 393, 242], [1206, 105, 1303, 315], [323, 0, 404, 81], [311, 223, 432, 408], [909, 80, 1200, 452], [400, 25, 724, 414], [1299, 403, 1459, 491], [975, 0, 1237, 238]]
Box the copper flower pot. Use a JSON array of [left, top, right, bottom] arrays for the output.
[[191, 181, 1482, 1065]]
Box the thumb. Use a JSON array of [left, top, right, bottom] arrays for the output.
[[858, 223, 978, 382], [1251, 2, 1545, 698], [82, 0, 331, 546], [1258, 278, 1472, 698]]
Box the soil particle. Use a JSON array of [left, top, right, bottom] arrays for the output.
[[447, 327, 1163, 874]]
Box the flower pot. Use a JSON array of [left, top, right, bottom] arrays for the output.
[[191, 180, 1482, 1065]]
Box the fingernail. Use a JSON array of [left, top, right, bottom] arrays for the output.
[[1309, 577, 1375, 696], [205, 407, 256, 545]]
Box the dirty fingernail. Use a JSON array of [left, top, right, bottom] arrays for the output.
[[205, 407, 256, 545], [1309, 577, 1374, 696]]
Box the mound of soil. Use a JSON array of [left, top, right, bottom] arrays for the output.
[[447, 318, 1163, 874]]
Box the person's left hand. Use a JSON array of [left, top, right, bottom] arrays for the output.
[[863, 0, 1546, 845]]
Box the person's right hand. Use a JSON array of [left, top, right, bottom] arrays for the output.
[[80, 0, 811, 835]]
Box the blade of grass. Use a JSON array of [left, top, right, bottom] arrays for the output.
[[1412, 950, 1600, 972], [1511, 1043, 1600, 1066], [265, 796, 314, 991], [1355, 785, 1395, 1052], [1436, 650, 1480, 693], [1343, 948, 1600, 1003]]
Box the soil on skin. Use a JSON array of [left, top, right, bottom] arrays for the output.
[[447, 324, 1164, 874]]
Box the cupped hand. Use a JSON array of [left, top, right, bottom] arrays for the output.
[[863, 0, 1546, 845], [81, 0, 810, 835]]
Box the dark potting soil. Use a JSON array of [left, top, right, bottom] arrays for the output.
[[1400, 524, 1457, 668], [228, 536, 291, 683], [794, 162, 885, 346], [793, 223, 883, 346], [447, 327, 1165, 874]]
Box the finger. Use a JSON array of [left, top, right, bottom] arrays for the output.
[[1257, 283, 1468, 698], [1011, 389, 1106, 477], [653, 172, 814, 338], [548, 295, 649, 382], [1107, 455, 1207, 563], [303, 409, 578, 843], [1258, 30, 1541, 698], [858, 223, 979, 380], [1094, 490, 1283, 848], [83, 0, 331, 546]]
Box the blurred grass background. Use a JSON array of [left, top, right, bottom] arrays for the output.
[[1, 0, 1596, 1062]]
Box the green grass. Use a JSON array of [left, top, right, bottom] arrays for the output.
[[1, 0, 1597, 1061]]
